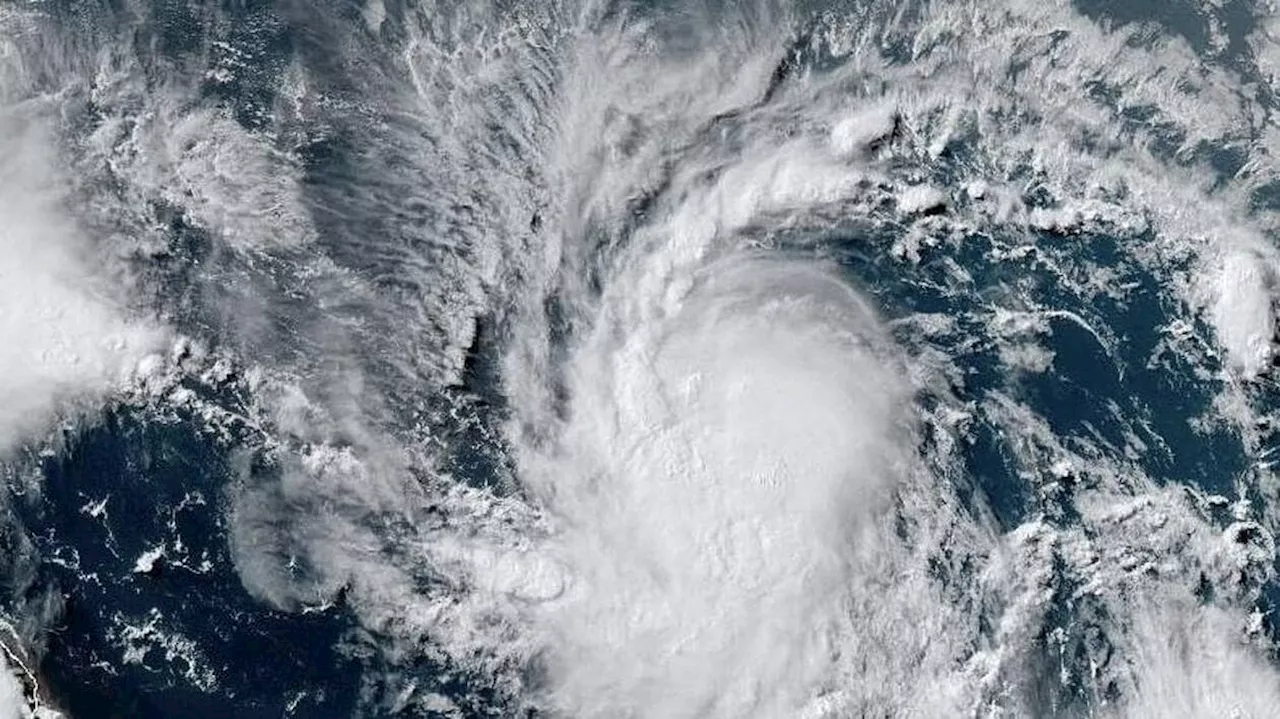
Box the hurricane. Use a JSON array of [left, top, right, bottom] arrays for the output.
[[2, 0, 1280, 717]]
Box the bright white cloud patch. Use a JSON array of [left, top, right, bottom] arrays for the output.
[[0, 661, 25, 719], [525, 257, 906, 718], [830, 103, 897, 156], [0, 59, 162, 453], [1116, 604, 1280, 719], [1212, 249, 1275, 379]]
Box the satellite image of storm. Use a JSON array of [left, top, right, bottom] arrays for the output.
[[8, 0, 1280, 717]]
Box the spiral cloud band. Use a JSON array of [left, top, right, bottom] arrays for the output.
[[518, 249, 907, 717], [8, 0, 1280, 715]]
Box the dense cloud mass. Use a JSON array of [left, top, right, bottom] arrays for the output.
[[3, 0, 1280, 716]]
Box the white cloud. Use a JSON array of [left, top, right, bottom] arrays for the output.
[[1115, 603, 1280, 719], [524, 257, 908, 718], [0, 662, 25, 719], [198, 0, 1280, 714], [1212, 249, 1276, 379], [0, 72, 163, 454]]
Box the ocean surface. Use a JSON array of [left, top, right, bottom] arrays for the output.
[[2, 0, 1280, 717]]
